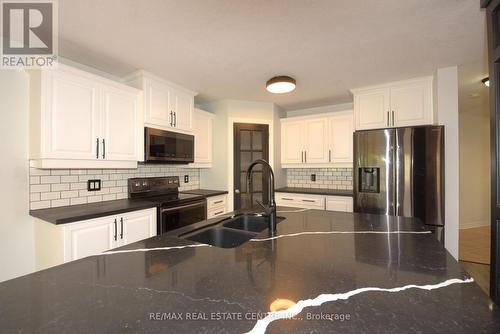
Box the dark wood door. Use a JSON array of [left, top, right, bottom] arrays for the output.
[[233, 123, 269, 210], [483, 0, 500, 304]]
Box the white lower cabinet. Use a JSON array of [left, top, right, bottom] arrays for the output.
[[207, 194, 227, 219], [325, 196, 353, 212], [35, 208, 157, 269], [276, 192, 353, 212], [276, 193, 325, 210]]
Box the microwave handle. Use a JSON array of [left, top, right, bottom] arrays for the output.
[[161, 201, 205, 213]]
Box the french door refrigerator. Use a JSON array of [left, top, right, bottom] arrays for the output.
[[353, 126, 444, 242]]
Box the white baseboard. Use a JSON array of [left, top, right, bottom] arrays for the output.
[[460, 220, 490, 229]]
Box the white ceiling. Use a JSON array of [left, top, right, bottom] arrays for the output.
[[58, 0, 487, 111]]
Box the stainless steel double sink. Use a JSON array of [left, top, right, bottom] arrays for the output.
[[179, 214, 285, 248]]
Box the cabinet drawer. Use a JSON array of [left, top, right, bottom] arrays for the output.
[[207, 195, 227, 210], [275, 192, 325, 210], [207, 207, 227, 219], [325, 196, 353, 212]]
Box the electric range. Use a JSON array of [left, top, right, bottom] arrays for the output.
[[128, 176, 206, 235]]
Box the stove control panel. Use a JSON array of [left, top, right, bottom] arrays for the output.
[[128, 176, 180, 196]]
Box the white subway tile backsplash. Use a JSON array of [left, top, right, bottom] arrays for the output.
[[30, 184, 51, 193], [51, 199, 70, 207], [40, 176, 60, 184], [286, 168, 353, 190], [40, 192, 60, 201], [29, 165, 201, 210], [70, 197, 87, 206], [51, 183, 70, 192]]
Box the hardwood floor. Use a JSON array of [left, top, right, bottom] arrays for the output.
[[459, 226, 490, 264]]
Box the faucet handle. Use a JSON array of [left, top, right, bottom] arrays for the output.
[[256, 200, 271, 215]]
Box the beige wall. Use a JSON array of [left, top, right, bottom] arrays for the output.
[[459, 108, 490, 229], [0, 70, 35, 281]]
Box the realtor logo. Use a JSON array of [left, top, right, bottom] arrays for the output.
[[1, 0, 58, 68]]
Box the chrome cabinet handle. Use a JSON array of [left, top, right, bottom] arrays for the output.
[[102, 139, 105, 159], [170, 111, 173, 126], [214, 211, 224, 216], [120, 217, 124, 239], [174, 112, 177, 127], [213, 200, 223, 204], [281, 198, 293, 201], [96, 138, 99, 159], [329, 149, 331, 162], [304, 151, 307, 163], [387, 111, 390, 127], [302, 199, 315, 203], [301, 151, 304, 163], [113, 219, 117, 241], [391, 110, 395, 126]]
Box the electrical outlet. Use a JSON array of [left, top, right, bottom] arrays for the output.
[[311, 174, 316, 182], [87, 179, 101, 191], [184, 175, 189, 183]]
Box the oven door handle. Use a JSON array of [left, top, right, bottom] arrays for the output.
[[161, 202, 205, 213]]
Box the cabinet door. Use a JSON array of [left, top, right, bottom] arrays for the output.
[[44, 70, 99, 159], [326, 197, 353, 212], [328, 113, 353, 164], [63, 217, 116, 262], [354, 88, 390, 130], [120, 208, 157, 246], [101, 85, 139, 161], [391, 80, 433, 127], [172, 89, 193, 131], [281, 121, 304, 164], [304, 118, 329, 164], [145, 79, 172, 128], [193, 110, 212, 163]]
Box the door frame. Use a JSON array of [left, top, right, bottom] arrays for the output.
[[227, 118, 275, 212], [483, 0, 500, 304]]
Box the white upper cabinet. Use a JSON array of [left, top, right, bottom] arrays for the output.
[[41, 69, 100, 160], [352, 76, 434, 130], [281, 110, 353, 167], [126, 71, 196, 133], [390, 80, 433, 127], [101, 83, 140, 161], [29, 63, 140, 169], [190, 108, 214, 167], [304, 118, 329, 163], [281, 120, 304, 164], [328, 111, 353, 164], [353, 88, 390, 130]]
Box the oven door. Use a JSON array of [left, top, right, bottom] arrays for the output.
[[160, 200, 207, 234], [145, 127, 194, 164]]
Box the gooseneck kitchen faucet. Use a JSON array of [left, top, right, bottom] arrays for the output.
[[247, 159, 277, 236]]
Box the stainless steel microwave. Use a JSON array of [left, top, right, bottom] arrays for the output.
[[144, 127, 194, 164]]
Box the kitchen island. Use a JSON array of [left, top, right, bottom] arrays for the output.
[[1, 209, 499, 333]]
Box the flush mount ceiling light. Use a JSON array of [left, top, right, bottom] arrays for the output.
[[482, 77, 490, 87], [266, 76, 296, 94]]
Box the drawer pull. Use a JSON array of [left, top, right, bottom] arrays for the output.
[[213, 200, 223, 205], [302, 199, 316, 203], [214, 211, 224, 215], [281, 198, 294, 201]]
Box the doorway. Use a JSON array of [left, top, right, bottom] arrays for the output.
[[233, 123, 269, 210]]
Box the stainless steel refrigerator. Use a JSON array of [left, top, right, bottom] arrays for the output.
[[353, 126, 444, 242]]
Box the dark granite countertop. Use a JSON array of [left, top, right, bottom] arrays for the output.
[[275, 187, 353, 197], [3, 209, 499, 332], [181, 189, 229, 197], [30, 199, 158, 225]]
